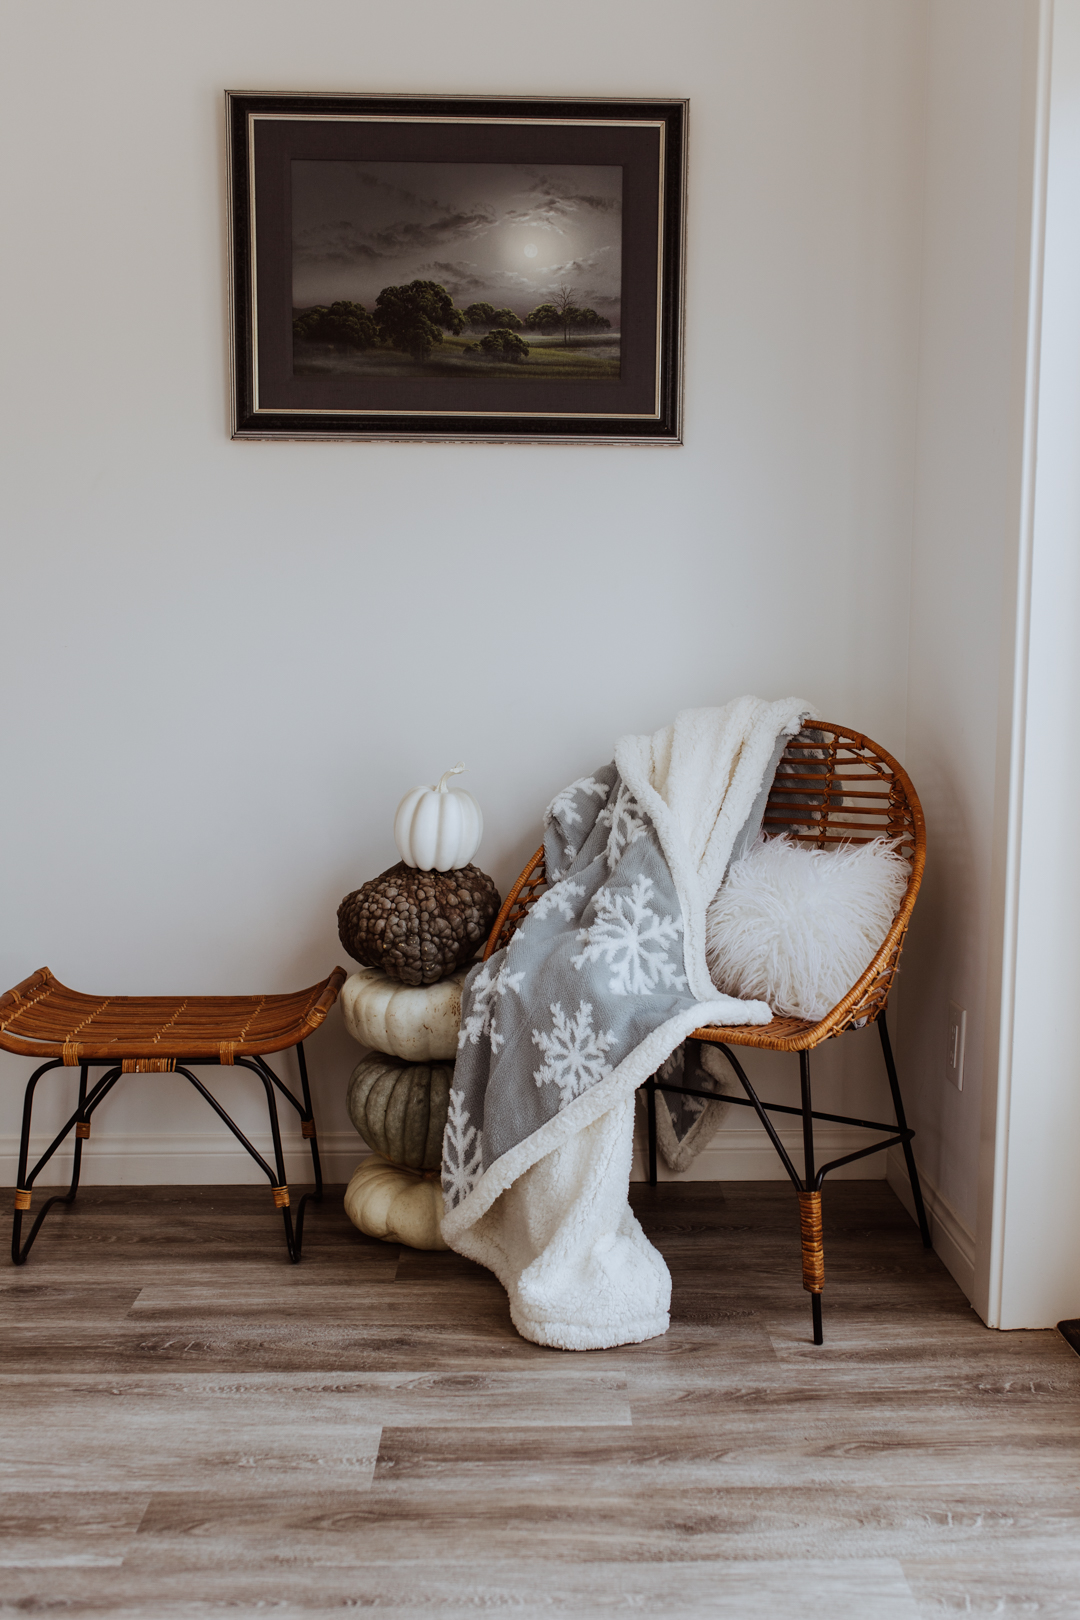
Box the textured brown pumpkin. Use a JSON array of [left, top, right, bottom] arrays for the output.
[[346, 1052, 453, 1171], [337, 862, 499, 986]]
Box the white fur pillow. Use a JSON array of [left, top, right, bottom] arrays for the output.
[[705, 835, 910, 1020]]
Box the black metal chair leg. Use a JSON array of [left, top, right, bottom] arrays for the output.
[[878, 1011, 932, 1248], [811, 1292, 823, 1343], [645, 1075, 658, 1185], [800, 1051, 824, 1345]]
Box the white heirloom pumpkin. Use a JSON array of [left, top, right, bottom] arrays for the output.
[[340, 966, 467, 1062], [394, 763, 483, 871], [344, 1153, 448, 1250]]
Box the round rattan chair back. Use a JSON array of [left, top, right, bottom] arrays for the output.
[[483, 723, 924, 1039]]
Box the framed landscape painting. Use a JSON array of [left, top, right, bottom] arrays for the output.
[[227, 93, 686, 443]]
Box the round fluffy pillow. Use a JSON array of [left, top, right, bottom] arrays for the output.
[[705, 834, 909, 1021], [343, 1154, 448, 1250]]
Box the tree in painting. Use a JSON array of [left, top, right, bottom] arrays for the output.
[[479, 328, 530, 363], [375, 281, 466, 360], [464, 302, 497, 330], [524, 290, 611, 346], [292, 300, 376, 350]]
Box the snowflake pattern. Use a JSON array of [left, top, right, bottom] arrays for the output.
[[529, 878, 586, 924], [546, 775, 611, 829], [571, 875, 687, 996], [532, 1000, 616, 1109], [457, 959, 524, 1055], [442, 1088, 484, 1207], [597, 781, 648, 871]]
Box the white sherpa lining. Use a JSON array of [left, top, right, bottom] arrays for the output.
[[441, 698, 815, 1350], [615, 698, 815, 1001]]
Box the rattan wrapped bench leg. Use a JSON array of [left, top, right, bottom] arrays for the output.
[[1, 966, 346, 1265]]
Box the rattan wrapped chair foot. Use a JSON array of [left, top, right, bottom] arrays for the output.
[[484, 723, 932, 1346], [0, 966, 347, 1265]]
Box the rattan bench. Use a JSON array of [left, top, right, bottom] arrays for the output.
[[484, 722, 932, 1346], [0, 965, 347, 1264]]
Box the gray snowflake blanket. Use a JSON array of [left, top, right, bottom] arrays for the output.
[[440, 697, 813, 1350]]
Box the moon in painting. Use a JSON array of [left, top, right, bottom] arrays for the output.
[[523, 242, 538, 258]]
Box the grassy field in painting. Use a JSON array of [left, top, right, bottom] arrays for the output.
[[293, 332, 621, 382]]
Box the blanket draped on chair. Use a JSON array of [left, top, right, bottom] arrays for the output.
[[440, 697, 813, 1350]]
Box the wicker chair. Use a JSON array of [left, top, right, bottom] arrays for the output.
[[483, 723, 931, 1345]]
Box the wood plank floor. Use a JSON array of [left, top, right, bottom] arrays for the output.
[[1, 1180, 1077, 1618]]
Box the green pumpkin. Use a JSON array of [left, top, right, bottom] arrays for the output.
[[346, 1053, 452, 1172]]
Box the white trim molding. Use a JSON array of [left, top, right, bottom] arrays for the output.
[[632, 1124, 887, 1183], [0, 1131, 366, 1189], [2, 1124, 889, 1191], [888, 1146, 976, 1303]]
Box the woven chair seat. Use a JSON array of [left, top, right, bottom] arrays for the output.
[[0, 966, 347, 1066]]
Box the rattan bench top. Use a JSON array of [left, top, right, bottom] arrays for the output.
[[0, 966, 347, 1065]]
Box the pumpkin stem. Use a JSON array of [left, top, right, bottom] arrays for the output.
[[436, 763, 466, 793]]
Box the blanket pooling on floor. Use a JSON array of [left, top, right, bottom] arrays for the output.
[[440, 697, 813, 1350]]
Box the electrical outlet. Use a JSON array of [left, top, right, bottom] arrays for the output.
[[946, 1002, 966, 1091]]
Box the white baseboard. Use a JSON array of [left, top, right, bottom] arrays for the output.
[[630, 1124, 886, 1182], [2, 1123, 887, 1189], [0, 1131, 366, 1188], [886, 1144, 976, 1301]]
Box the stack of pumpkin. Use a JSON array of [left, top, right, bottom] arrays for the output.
[[337, 767, 499, 1250]]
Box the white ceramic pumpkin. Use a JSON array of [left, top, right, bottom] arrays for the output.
[[394, 764, 483, 871], [340, 966, 467, 1061], [343, 1153, 448, 1250]]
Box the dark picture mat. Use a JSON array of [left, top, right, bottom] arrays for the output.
[[256, 121, 655, 416], [229, 94, 685, 442]]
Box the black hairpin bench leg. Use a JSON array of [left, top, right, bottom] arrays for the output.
[[240, 1043, 322, 1257], [174, 1063, 304, 1262], [12, 1061, 122, 1265], [11, 1046, 320, 1265]]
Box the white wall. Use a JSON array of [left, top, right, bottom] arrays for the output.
[[0, 0, 927, 1185], [892, 0, 1044, 1304]]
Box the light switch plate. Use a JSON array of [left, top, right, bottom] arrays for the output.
[[946, 1002, 966, 1091]]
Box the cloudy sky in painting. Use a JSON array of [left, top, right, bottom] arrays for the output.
[[292, 161, 622, 323]]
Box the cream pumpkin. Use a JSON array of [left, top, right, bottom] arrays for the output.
[[343, 1154, 448, 1250], [340, 966, 467, 1062], [394, 763, 483, 871]]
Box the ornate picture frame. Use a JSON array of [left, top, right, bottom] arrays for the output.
[[227, 92, 686, 444]]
